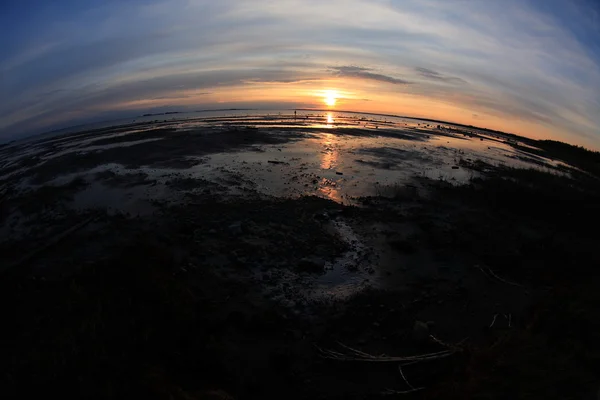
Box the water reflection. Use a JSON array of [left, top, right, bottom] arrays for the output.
[[320, 132, 338, 170], [318, 131, 343, 202], [318, 182, 342, 202], [327, 112, 334, 126]]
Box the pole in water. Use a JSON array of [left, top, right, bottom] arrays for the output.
[[294, 110, 297, 120]]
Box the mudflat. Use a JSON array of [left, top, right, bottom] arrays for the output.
[[1, 112, 599, 399]]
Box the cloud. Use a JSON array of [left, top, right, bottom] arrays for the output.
[[329, 66, 411, 85], [245, 79, 321, 84], [150, 93, 211, 100], [0, 0, 599, 147], [415, 67, 467, 84]]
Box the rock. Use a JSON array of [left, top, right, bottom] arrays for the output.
[[242, 221, 257, 234], [298, 257, 326, 273], [413, 321, 430, 343], [452, 166, 459, 169], [228, 222, 243, 236], [336, 171, 344, 175], [314, 212, 330, 222], [327, 209, 343, 219]]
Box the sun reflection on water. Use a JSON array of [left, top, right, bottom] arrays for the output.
[[318, 183, 342, 203], [326, 112, 334, 127], [320, 132, 337, 170], [317, 131, 343, 202]]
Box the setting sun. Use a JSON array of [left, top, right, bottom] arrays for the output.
[[324, 90, 338, 107]]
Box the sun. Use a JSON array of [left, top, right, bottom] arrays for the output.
[[323, 90, 338, 107]]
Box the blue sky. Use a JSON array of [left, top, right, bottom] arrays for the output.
[[1, 0, 599, 147]]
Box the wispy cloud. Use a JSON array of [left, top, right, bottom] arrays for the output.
[[329, 65, 411, 85], [415, 67, 467, 84]]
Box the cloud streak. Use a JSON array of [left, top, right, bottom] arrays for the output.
[[415, 67, 467, 84], [329, 65, 411, 85]]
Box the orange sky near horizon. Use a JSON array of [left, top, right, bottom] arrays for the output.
[[113, 78, 578, 147]]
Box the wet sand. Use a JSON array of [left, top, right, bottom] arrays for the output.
[[0, 112, 570, 295], [1, 112, 598, 399]]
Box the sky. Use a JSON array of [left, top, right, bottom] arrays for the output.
[[1, 0, 600, 148]]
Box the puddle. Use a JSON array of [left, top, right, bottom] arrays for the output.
[[71, 181, 159, 216], [41, 138, 165, 162], [7, 111, 572, 219], [316, 220, 371, 296], [180, 129, 558, 204]]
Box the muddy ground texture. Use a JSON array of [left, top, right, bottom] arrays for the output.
[[1, 122, 600, 399]]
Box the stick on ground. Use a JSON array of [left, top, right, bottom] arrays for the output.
[[317, 342, 456, 363], [476, 264, 524, 288]]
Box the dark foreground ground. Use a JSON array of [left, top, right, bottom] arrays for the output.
[[1, 120, 600, 399]]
